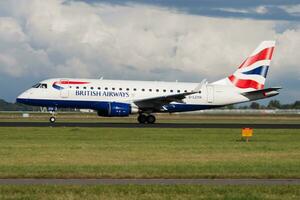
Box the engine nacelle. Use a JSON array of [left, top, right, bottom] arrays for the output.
[[97, 102, 137, 117]]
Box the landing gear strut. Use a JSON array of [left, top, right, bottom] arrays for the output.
[[137, 114, 156, 124], [48, 108, 57, 123]]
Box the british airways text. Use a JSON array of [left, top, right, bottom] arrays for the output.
[[75, 90, 129, 97]]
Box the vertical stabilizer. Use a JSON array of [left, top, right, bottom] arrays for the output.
[[213, 41, 275, 92]]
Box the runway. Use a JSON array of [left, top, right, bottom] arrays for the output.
[[0, 122, 299, 129], [0, 179, 299, 185]]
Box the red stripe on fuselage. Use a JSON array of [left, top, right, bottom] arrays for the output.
[[228, 75, 264, 90], [57, 81, 90, 85], [239, 47, 274, 69]]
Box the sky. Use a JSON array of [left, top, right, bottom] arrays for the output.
[[0, 0, 299, 103]]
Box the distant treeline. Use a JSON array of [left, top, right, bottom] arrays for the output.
[[0, 99, 39, 111], [0, 99, 74, 111], [226, 100, 300, 110], [0, 99, 299, 111]]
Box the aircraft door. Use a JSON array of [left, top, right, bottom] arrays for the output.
[[60, 79, 69, 98], [206, 85, 214, 103]]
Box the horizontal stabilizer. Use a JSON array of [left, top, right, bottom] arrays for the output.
[[242, 87, 281, 95], [241, 87, 281, 99]]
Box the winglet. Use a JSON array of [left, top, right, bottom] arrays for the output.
[[193, 79, 207, 92]]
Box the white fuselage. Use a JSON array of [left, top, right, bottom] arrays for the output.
[[17, 78, 250, 113]]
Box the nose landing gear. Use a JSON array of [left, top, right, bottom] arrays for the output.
[[48, 108, 57, 123], [49, 116, 56, 123], [137, 114, 156, 124]]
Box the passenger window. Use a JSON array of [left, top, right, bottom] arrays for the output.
[[76, 86, 79, 89], [133, 88, 137, 91], [149, 89, 152, 92], [83, 87, 87, 89], [163, 89, 166, 92], [98, 87, 101, 90], [126, 88, 129, 91], [156, 89, 159, 92], [184, 90, 187, 92], [177, 90, 180, 93], [112, 88, 115, 90], [91, 87, 94, 90], [170, 90, 173, 93], [142, 89, 145, 91], [69, 86, 72, 89], [105, 87, 108, 90], [119, 88, 122, 91]]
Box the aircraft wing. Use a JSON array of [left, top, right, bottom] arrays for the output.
[[134, 91, 197, 110], [133, 80, 206, 111]]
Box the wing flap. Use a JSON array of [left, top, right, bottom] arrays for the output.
[[134, 91, 196, 110]]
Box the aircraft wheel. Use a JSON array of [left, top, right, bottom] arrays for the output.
[[146, 115, 156, 124], [137, 114, 147, 124], [49, 116, 56, 123]]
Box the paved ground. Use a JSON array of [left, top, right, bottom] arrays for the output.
[[0, 179, 299, 185], [0, 122, 299, 129]]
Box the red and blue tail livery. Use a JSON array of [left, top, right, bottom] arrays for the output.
[[226, 41, 275, 90], [17, 41, 281, 124]]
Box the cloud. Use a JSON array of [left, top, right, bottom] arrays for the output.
[[214, 6, 271, 16], [255, 6, 268, 14], [0, 17, 51, 77], [280, 4, 300, 16], [0, 0, 299, 102]]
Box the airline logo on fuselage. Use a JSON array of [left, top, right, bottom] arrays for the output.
[[52, 81, 90, 90]]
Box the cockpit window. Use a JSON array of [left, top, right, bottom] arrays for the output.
[[32, 83, 41, 88], [40, 84, 47, 88], [32, 83, 47, 89]]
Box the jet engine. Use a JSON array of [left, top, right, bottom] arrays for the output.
[[97, 102, 138, 117]]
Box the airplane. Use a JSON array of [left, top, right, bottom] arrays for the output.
[[16, 41, 281, 124]]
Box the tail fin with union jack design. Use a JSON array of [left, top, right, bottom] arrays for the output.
[[213, 41, 275, 92]]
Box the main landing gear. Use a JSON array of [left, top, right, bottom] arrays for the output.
[[137, 114, 156, 124]]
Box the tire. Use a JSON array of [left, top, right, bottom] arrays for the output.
[[49, 116, 56, 123], [146, 115, 156, 124], [137, 114, 147, 124]]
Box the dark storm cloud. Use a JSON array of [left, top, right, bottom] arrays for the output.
[[76, 0, 300, 21]]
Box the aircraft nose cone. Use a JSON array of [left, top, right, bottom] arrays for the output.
[[16, 92, 28, 104]]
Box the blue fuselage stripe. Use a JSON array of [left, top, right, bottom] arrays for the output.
[[16, 98, 219, 113]]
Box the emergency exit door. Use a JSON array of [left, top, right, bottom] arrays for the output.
[[206, 85, 214, 103]]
